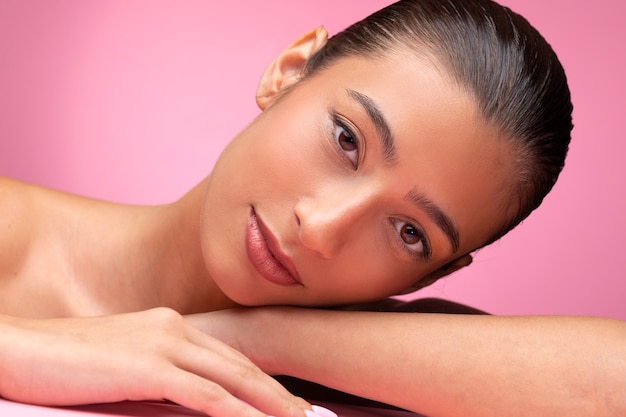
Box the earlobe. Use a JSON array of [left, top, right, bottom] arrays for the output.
[[256, 26, 328, 110]]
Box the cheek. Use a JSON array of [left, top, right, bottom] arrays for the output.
[[253, 118, 333, 193], [323, 238, 427, 301]]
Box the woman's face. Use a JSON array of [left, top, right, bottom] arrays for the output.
[[200, 50, 516, 307]]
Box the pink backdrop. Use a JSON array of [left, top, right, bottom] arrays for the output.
[[1, 1, 624, 319]]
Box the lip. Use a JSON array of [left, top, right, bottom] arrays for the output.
[[246, 208, 302, 286]]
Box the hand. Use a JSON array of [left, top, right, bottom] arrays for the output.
[[186, 307, 294, 376], [0, 307, 310, 417]]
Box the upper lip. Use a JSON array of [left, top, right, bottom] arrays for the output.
[[254, 210, 302, 285]]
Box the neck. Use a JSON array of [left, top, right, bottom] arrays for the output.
[[139, 178, 238, 313], [0, 176, 236, 318], [74, 178, 237, 315]]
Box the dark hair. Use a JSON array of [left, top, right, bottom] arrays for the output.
[[304, 0, 573, 248]]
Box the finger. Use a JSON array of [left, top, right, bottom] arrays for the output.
[[184, 323, 254, 364], [172, 339, 309, 417], [162, 369, 268, 417], [184, 324, 311, 411]]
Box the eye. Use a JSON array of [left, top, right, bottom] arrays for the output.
[[332, 116, 359, 169], [391, 219, 430, 260]]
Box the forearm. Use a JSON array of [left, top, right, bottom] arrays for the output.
[[225, 308, 626, 417]]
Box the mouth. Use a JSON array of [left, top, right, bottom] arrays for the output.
[[246, 207, 302, 287]]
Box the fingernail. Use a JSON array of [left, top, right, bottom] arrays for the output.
[[312, 405, 338, 417]]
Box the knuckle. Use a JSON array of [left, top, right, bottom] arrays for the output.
[[149, 307, 185, 326], [196, 379, 227, 402], [235, 359, 264, 381]]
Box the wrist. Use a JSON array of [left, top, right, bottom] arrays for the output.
[[235, 307, 291, 376]]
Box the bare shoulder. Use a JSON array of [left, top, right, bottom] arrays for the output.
[[0, 176, 36, 233], [0, 176, 42, 271], [0, 177, 87, 316], [0, 177, 78, 276]]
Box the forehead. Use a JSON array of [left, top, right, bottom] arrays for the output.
[[305, 51, 517, 253]]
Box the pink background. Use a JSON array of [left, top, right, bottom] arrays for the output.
[[1, 1, 624, 319]]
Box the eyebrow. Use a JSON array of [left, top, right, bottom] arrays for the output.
[[406, 188, 460, 254], [346, 89, 397, 165], [346, 88, 460, 254]]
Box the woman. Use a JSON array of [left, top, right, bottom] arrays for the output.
[[0, 1, 624, 417]]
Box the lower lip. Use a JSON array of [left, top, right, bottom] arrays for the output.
[[245, 209, 300, 286]]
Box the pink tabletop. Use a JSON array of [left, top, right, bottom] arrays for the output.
[[0, 398, 423, 417]]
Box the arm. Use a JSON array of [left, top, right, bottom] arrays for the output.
[[192, 307, 626, 417], [0, 179, 316, 417], [0, 308, 310, 417]]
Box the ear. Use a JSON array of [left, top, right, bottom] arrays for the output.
[[256, 26, 328, 110], [397, 254, 473, 295]]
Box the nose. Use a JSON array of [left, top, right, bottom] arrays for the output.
[[294, 181, 376, 259]]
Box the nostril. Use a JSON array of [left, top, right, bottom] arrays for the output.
[[294, 212, 301, 228]]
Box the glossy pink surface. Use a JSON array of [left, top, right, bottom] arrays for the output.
[[0, 0, 624, 320], [0, 398, 421, 417]]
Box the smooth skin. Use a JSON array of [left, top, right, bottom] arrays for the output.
[[1, 26, 625, 417], [191, 307, 626, 417], [0, 179, 307, 417], [0, 309, 308, 417], [194, 28, 626, 416], [201, 28, 508, 307]]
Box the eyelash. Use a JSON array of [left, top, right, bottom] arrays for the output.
[[329, 111, 431, 262], [391, 218, 431, 261], [331, 113, 360, 169]]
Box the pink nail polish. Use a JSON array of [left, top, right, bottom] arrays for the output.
[[312, 405, 338, 417]]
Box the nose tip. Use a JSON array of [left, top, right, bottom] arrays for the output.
[[294, 203, 342, 260], [294, 181, 376, 259]]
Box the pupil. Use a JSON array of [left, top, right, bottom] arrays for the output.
[[401, 224, 419, 244], [340, 132, 356, 150]]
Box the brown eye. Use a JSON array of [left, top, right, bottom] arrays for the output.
[[400, 223, 421, 244], [391, 218, 428, 259], [332, 119, 359, 168], [337, 127, 357, 151]]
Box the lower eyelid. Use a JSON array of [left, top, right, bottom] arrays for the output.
[[389, 219, 430, 261]]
